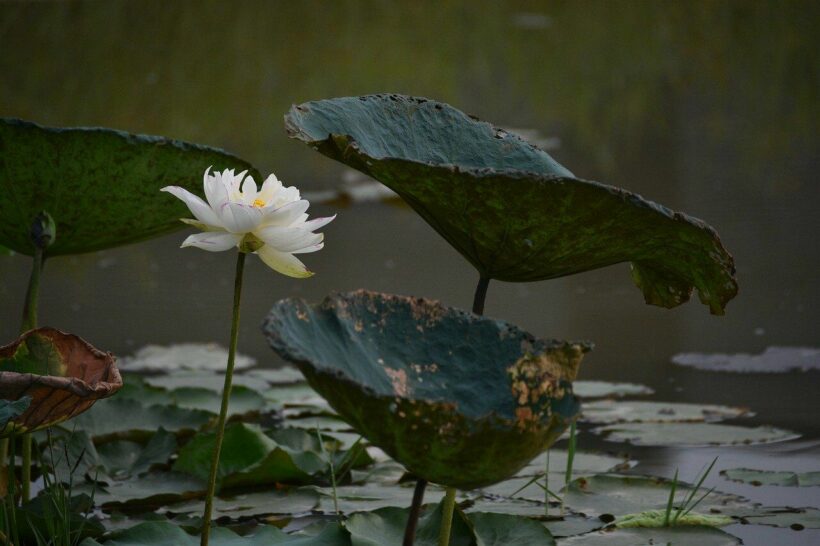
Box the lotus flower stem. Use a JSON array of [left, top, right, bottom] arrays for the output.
[[200, 251, 246, 546], [437, 487, 457, 546]]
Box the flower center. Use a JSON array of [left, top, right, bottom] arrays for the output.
[[252, 198, 266, 208]]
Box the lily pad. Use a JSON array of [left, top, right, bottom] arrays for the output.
[[142, 371, 269, 393], [169, 386, 266, 416], [173, 423, 369, 491], [120, 343, 255, 373], [558, 526, 741, 545], [164, 488, 319, 520], [581, 400, 750, 424], [310, 482, 447, 514], [286, 94, 737, 314], [721, 468, 820, 487], [245, 366, 306, 385], [593, 423, 799, 446], [561, 474, 751, 518], [68, 397, 212, 441], [740, 507, 820, 529], [94, 471, 206, 509], [0, 396, 31, 431], [264, 290, 590, 490], [79, 520, 349, 546], [672, 347, 820, 373], [572, 381, 653, 399], [0, 327, 122, 434], [0, 117, 258, 256], [345, 503, 474, 546]]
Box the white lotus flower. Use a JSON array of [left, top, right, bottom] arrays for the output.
[[162, 168, 334, 278]]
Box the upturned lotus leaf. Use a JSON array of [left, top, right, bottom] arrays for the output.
[[285, 94, 737, 314], [0, 327, 122, 435], [0, 118, 259, 256], [263, 290, 590, 489]]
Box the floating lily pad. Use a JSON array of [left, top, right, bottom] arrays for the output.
[[0, 396, 31, 432], [0, 117, 258, 256], [120, 343, 255, 373], [573, 381, 653, 399], [721, 468, 820, 487], [164, 488, 320, 520], [68, 397, 212, 441], [94, 471, 206, 509], [672, 347, 820, 373], [80, 520, 349, 546], [561, 474, 751, 518], [515, 449, 631, 478], [245, 366, 306, 385], [581, 400, 750, 424], [310, 483, 447, 514], [593, 423, 799, 446], [615, 509, 733, 528], [0, 328, 122, 434], [740, 507, 820, 529], [169, 386, 266, 416], [559, 526, 741, 545], [173, 423, 368, 492], [286, 94, 737, 314], [345, 503, 473, 546], [264, 290, 590, 489], [142, 371, 269, 393]]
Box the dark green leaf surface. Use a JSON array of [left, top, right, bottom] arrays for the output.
[[286, 94, 737, 314], [0, 118, 259, 256], [0, 396, 30, 431], [264, 290, 590, 489], [173, 423, 361, 490]]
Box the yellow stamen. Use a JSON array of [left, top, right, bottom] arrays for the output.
[[252, 198, 266, 208]]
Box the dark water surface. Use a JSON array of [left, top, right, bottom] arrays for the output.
[[1, 2, 818, 544]]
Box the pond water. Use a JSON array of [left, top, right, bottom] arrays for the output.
[[1, 2, 818, 544]]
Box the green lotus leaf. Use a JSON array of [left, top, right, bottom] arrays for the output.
[[593, 422, 799, 447], [79, 520, 349, 546], [68, 397, 212, 442], [581, 400, 750, 424], [0, 327, 122, 435], [559, 527, 741, 546], [263, 290, 591, 490], [0, 118, 259, 256], [285, 94, 737, 314], [561, 474, 752, 518], [721, 468, 820, 487], [173, 423, 368, 491]]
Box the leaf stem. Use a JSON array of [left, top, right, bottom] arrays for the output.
[[403, 479, 428, 546], [200, 251, 246, 546], [472, 275, 490, 315], [437, 487, 457, 546], [19, 247, 45, 504]]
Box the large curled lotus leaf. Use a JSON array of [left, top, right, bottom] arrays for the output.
[[0, 117, 260, 256], [263, 290, 591, 490], [285, 94, 737, 314], [0, 327, 122, 435]]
